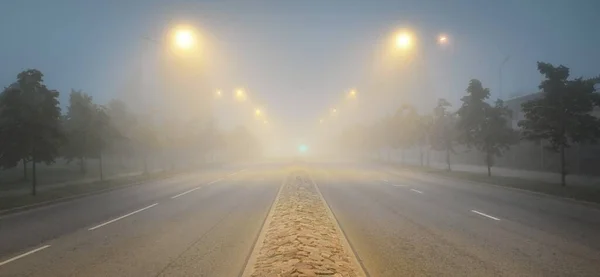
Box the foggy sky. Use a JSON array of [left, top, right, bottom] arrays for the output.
[[1, 0, 599, 139]]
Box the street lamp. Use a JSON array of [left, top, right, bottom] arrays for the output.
[[174, 29, 195, 49], [348, 89, 357, 99], [255, 108, 262, 116], [235, 88, 247, 101], [137, 26, 199, 112], [438, 34, 449, 45], [215, 90, 222, 97], [499, 56, 510, 99], [395, 32, 413, 50]]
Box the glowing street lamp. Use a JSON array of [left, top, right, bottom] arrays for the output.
[[255, 109, 262, 116], [174, 29, 195, 49], [348, 89, 357, 99], [215, 90, 222, 97], [235, 89, 246, 101], [438, 34, 449, 45], [395, 32, 413, 50]]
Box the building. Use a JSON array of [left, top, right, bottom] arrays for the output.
[[502, 92, 600, 176]]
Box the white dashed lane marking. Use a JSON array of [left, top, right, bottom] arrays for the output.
[[88, 203, 159, 231], [0, 245, 51, 267], [471, 210, 501, 221]]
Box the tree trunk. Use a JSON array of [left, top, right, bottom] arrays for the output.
[[31, 149, 37, 196], [486, 151, 492, 177], [99, 152, 104, 181], [446, 149, 451, 171], [79, 157, 86, 175], [560, 144, 566, 186], [419, 146, 424, 167], [426, 148, 430, 167], [143, 154, 148, 175], [22, 159, 28, 181], [401, 149, 405, 164], [540, 142, 544, 170]]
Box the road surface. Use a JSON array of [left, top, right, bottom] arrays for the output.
[[2, 162, 600, 276], [315, 163, 600, 276], [0, 164, 281, 276]]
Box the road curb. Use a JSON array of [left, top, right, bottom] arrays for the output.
[[240, 172, 286, 277], [387, 167, 600, 210], [309, 171, 370, 277]]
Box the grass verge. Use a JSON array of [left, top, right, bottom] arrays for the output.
[[0, 170, 182, 212], [391, 163, 600, 204]]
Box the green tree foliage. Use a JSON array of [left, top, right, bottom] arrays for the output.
[[430, 98, 456, 171], [0, 69, 63, 195], [519, 62, 600, 185], [62, 90, 119, 179], [456, 79, 518, 176]]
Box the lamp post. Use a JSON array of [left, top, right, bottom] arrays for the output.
[[499, 55, 510, 99]]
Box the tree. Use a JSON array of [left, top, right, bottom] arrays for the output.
[[456, 79, 518, 176], [519, 62, 600, 186], [131, 117, 160, 174], [378, 115, 395, 161], [62, 90, 97, 174], [0, 69, 63, 195], [106, 99, 137, 168], [63, 90, 119, 180], [416, 114, 433, 167], [94, 107, 120, 180], [430, 98, 456, 171], [391, 104, 419, 163]]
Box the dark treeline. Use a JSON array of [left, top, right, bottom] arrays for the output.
[[0, 69, 260, 195], [335, 62, 600, 186]]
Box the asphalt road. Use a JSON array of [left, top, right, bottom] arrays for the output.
[[314, 163, 600, 277], [3, 161, 600, 276], [0, 164, 281, 277]]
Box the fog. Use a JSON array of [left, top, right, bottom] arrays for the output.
[[1, 1, 600, 185]]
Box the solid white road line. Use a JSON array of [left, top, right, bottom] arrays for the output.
[[0, 245, 51, 267], [471, 210, 501, 221], [393, 184, 406, 187], [88, 203, 158, 231], [381, 179, 389, 182], [410, 189, 423, 194], [209, 178, 223, 184]]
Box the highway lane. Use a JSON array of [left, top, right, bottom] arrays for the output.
[[315, 164, 600, 277], [0, 165, 281, 276], [385, 168, 600, 250], [0, 166, 237, 257]]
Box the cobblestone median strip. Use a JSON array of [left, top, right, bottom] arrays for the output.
[[242, 170, 366, 277]]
